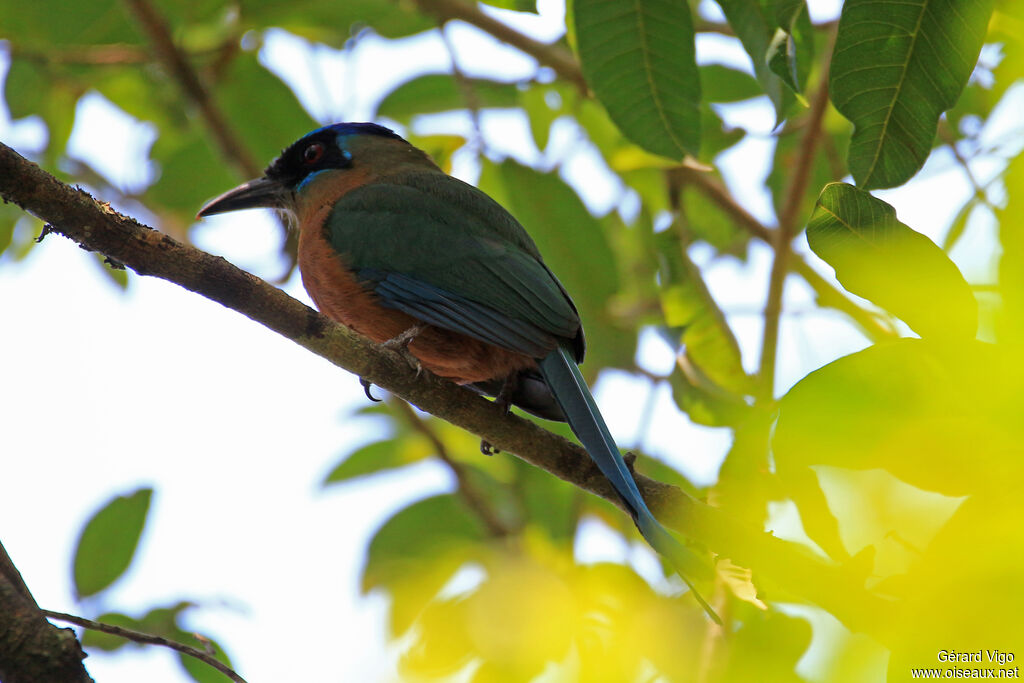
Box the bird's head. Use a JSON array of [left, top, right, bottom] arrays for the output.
[[197, 122, 434, 220]]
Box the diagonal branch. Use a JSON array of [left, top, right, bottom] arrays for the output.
[[410, 0, 587, 91], [0, 141, 888, 637], [676, 166, 896, 341], [121, 0, 261, 179], [758, 67, 834, 398]]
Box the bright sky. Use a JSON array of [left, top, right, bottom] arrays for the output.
[[0, 0, 1015, 680]]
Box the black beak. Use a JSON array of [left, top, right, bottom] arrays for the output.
[[196, 177, 290, 219]]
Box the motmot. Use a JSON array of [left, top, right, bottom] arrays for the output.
[[198, 123, 715, 619]]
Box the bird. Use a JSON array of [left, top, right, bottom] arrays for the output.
[[198, 122, 716, 620]]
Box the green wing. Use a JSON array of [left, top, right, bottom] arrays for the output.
[[327, 171, 583, 359]]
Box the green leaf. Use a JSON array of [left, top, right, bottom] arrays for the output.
[[213, 53, 317, 165], [700, 64, 763, 103], [80, 612, 143, 651], [715, 0, 791, 123], [829, 0, 994, 189], [479, 0, 538, 12], [807, 183, 977, 339], [574, 0, 701, 159], [513, 455, 577, 544], [73, 487, 152, 598], [148, 129, 238, 213], [767, 30, 805, 103], [323, 437, 430, 485], [679, 182, 750, 256], [241, 0, 434, 41], [376, 74, 521, 123], [655, 231, 753, 397], [363, 494, 487, 634], [4, 59, 48, 120], [774, 339, 1016, 496], [177, 635, 234, 683], [0, 1, 140, 47], [766, 0, 814, 99], [93, 252, 129, 290], [520, 83, 575, 152], [478, 160, 634, 374]]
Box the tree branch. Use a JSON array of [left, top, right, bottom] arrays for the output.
[[121, 0, 261, 179], [676, 167, 896, 340], [0, 542, 93, 683], [409, 0, 587, 91], [0, 141, 888, 636], [758, 69, 833, 398], [41, 611, 245, 683]]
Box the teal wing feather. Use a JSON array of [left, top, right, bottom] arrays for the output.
[[539, 345, 720, 622], [327, 171, 583, 358]]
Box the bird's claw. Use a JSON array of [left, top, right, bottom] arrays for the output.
[[360, 378, 382, 402]]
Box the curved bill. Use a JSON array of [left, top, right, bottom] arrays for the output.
[[196, 177, 290, 218]]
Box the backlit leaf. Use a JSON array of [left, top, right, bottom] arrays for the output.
[[363, 494, 487, 633], [656, 231, 752, 396], [323, 438, 430, 484], [376, 74, 521, 122], [807, 183, 977, 339]]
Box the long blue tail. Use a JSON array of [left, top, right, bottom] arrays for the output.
[[538, 345, 719, 622]]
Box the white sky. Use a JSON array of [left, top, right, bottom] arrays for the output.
[[0, 0, 1016, 680]]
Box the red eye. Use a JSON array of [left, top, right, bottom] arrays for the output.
[[303, 143, 324, 165]]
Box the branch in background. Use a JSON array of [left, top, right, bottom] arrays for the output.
[[758, 65, 834, 399], [938, 120, 996, 211], [121, 0, 261, 179], [42, 611, 246, 683], [392, 399, 514, 538], [8, 43, 152, 65], [0, 141, 889, 637], [676, 166, 896, 340], [0, 542, 93, 683], [410, 0, 587, 91]]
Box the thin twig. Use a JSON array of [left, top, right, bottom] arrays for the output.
[[677, 167, 895, 340], [121, 0, 261, 179], [938, 121, 993, 210], [392, 399, 513, 538], [758, 68, 833, 399], [9, 44, 152, 65], [410, 0, 587, 91], [42, 610, 246, 683], [440, 23, 485, 151]]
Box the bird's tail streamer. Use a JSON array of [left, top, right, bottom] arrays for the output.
[[538, 345, 721, 624]]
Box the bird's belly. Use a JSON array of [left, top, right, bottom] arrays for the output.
[[298, 229, 534, 384]]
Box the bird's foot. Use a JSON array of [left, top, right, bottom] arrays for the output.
[[381, 324, 428, 375], [479, 375, 516, 455], [360, 378, 382, 403], [492, 376, 516, 416]]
